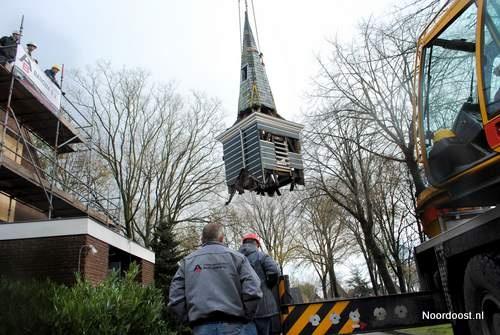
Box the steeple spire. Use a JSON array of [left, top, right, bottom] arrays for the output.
[[237, 10, 280, 122]]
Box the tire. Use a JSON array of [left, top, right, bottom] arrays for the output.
[[464, 253, 500, 335]]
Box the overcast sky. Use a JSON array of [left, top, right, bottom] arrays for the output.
[[2, 0, 396, 126]]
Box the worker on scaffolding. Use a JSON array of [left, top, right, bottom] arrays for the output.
[[0, 30, 21, 65], [26, 42, 38, 64], [44, 65, 61, 88]]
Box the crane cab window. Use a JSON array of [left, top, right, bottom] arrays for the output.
[[482, 0, 500, 117], [421, 3, 490, 182]]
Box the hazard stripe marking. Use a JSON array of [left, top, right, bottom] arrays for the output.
[[283, 304, 308, 329], [286, 304, 322, 335], [281, 292, 450, 334], [339, 318, 354, 334], [328, 302, 356, 334], [279, 279, 285, 299], [284, 305, 308, 329], [311, 301, 350, 335], [281, 305, 295, 323], [299, 302, 336, 335]]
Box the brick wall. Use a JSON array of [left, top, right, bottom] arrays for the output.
[[0, 234, 153, 286], [140, 259, 154, 285], [0, 234, 87, 285], [81, 235, 109, 285]]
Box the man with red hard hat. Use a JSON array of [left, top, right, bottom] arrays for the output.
[[240, 233, 280, 335]]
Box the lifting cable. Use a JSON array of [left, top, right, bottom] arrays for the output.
[[250, 0, 262, 51], [238, 0, 242, 51]]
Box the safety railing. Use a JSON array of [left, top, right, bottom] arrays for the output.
[[0, 104, 121, 229]]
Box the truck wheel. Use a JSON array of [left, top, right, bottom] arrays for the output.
[[464, 253, 500, 335]]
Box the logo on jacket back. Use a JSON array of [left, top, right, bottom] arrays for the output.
[[194, 264, 202, 273]]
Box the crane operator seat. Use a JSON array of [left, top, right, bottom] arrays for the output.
[[428, 102, 487, 182]]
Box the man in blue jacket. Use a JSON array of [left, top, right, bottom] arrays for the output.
[[44, 65, 61, 88], [239, 233, 280, 335], [169, 223, 263, 335]]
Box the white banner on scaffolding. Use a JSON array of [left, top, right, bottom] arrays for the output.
[[12, 46, 61, 112]]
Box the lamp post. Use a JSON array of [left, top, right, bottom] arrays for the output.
[[78, 244, 98, 275]]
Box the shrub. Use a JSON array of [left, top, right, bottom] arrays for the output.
[[0, 277, 56, 334], [0, 263, 168, 335]]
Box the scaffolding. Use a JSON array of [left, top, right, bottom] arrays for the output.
[[0, 42, 120, 227]]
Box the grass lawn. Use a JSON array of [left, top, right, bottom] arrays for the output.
[[398, 324, 454, 335]]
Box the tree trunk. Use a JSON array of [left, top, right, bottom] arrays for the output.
[[321, 275, 328, 299], [328, 264, 340, 298], [359, 241, 379, 296], [363, 230, 397, 294], [395, 259, 407, 293], [404, 149, 425, 196]]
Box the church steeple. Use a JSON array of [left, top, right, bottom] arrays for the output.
[[237, 11, 280, 122], [217, 4, 305, 205]]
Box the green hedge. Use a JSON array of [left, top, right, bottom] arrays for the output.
[[0, 264, 170, 335]]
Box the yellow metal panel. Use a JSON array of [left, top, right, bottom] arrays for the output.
[[279, 279, 286, 299], [424, 220, 443, 238], [476, 0, 490, 127], [416, 186, 445, 208]]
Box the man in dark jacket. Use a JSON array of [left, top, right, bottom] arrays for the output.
[[239, 233, 280, 335], [0, 31, 20, 65], [169, 223, 263, 335]]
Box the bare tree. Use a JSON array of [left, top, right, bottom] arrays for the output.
[[304, 0, 442, 295], [55, 151, 117, 215], [224, 193, 301, 272], [343, 215, 381, 295], [69, 62, 224, 246], [208, 206, 247, 250], [138, 92, 224, 246], [298, 194, 350, 298], [311, 0, 440, 197], [372, 160, 420, 293], [306, 114, 398, 294]]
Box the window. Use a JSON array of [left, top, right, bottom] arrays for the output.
[[482, 0, 500, 117], [422, 3, 478, 152], [241, 65, 248, 81], [420, 3, 494, 182]]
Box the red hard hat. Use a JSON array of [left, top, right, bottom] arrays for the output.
[[242, 233, 260, 247]]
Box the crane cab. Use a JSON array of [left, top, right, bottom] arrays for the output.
[[416, 0, 500, 214]]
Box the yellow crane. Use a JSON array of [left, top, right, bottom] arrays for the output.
[[415, 0, 500, 239]]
